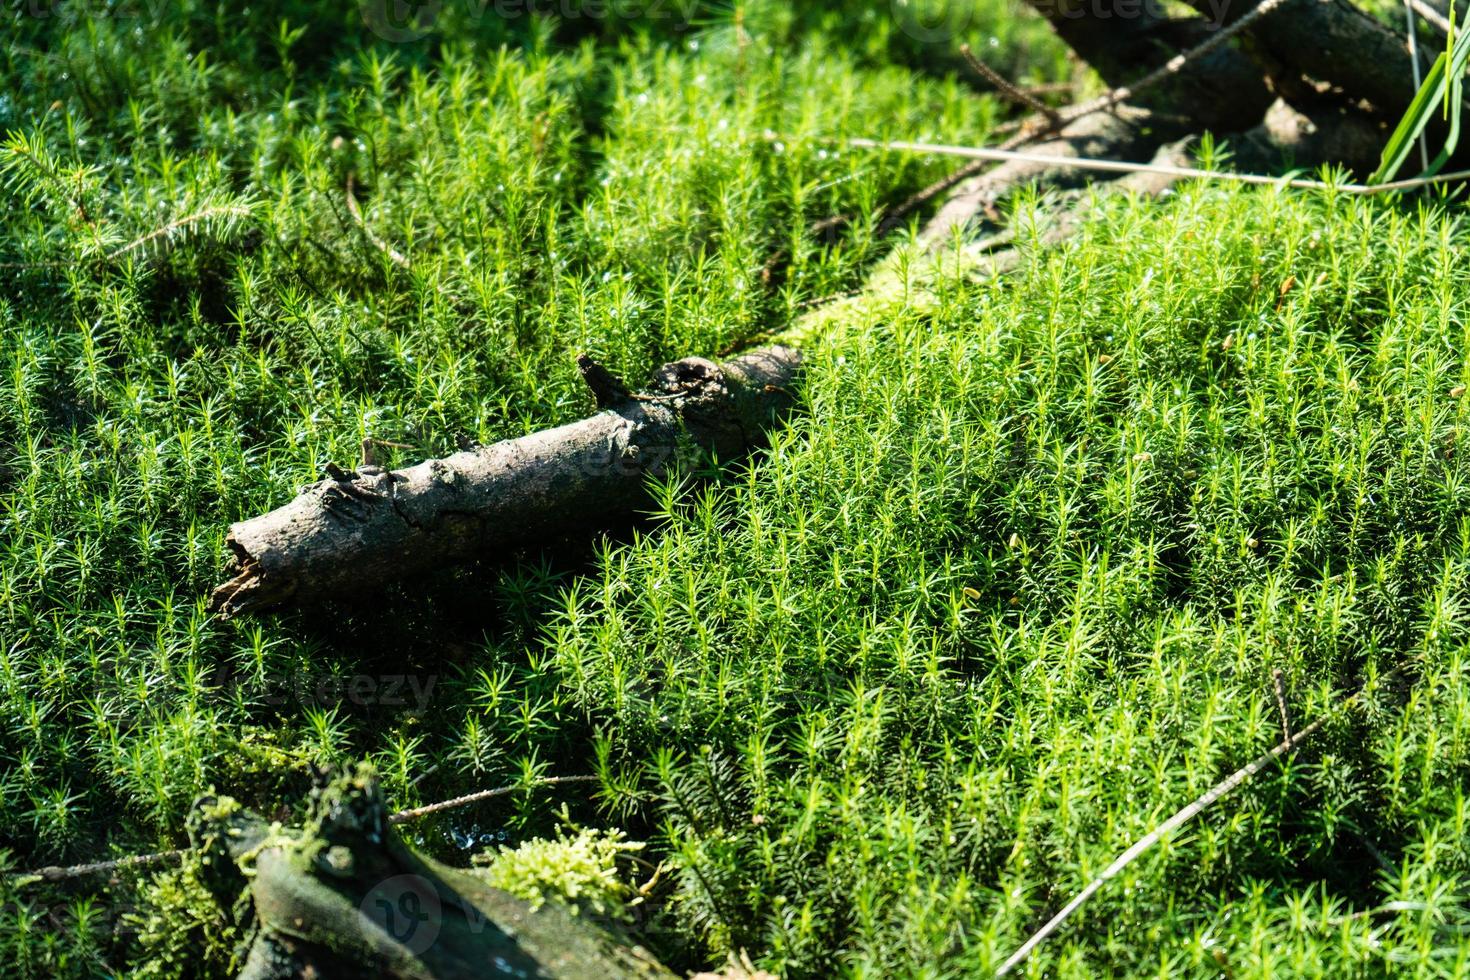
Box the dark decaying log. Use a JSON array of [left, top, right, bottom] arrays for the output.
[[1232, 98, 1388, 177], [191, 766, 672, 979], [210, 347, 801, 616], [1020, 0, 1271, 131], [1179, 0, 1422, 118]]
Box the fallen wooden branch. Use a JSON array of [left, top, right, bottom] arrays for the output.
[[215, 112, 1185, 616], [212, 118, 1268, 616], [1050, 0, 1294, 134], [211, 347, 801, 616]]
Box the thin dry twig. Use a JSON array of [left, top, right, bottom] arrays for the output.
[[1272, 668, 1293, 740], [360, 437, 416, 468], [345, 172, 413, 271], [0, 255, 65, 271], [387, 774, 600, 824], [788, 0, 1293, 246], [776, 9, 1234, 251], [841, 0, 1297, 243], [8, 773, 602, 885], [1407, 0, 1454, 34], [1021, 82, 1075, 98], [993, 663, 1411, 976], [960, 44, 1059, 123], [106, 204, 254, 262], [844, 136, 1470, 194], [873, 128, 1037, 237], [0, 204, 253, 271], [773, 114, 1032, 246], [13, 849, 188, 885]]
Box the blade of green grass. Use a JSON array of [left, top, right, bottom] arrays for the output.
[[1371, 20, 1470, 183]]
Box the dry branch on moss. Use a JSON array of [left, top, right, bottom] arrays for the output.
[[211, 347, 801, 616], [212, 130, 1197, 615]]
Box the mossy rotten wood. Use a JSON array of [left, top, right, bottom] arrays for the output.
[[192, 767, 673, 980]]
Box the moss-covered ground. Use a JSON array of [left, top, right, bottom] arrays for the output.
[[2, 3, 1468, 977]]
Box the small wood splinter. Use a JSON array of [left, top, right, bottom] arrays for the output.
[[1272, 668, 1293, 740], [577, 352, 635, 408]]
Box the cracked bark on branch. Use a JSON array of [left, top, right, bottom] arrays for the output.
[[211, 348, 800, 616]]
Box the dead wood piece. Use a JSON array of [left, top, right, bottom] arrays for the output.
[[216, 104, 1207, 618], [1177, 0, 1423, 120], [192, 765, 673, 980], [210, 347, 800, 616], [1232, 97, 1387, 177], [1021, 1, 1272, 131], [919, 108, 1164, 248]]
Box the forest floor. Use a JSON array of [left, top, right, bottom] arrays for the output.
[[2, 3, 1469, 977]]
